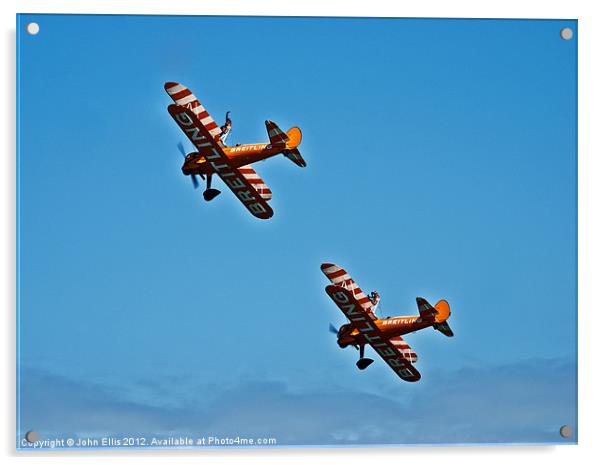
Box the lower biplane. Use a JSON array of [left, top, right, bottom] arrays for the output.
[[321, 263, 454, 382], [164, 82, 306, 220]]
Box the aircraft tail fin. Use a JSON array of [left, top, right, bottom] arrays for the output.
[[285, 127, 302, 149], [417, 297, 452, 323], [434, 300, 451, 322], [433, 300, 453, 336], [284, 127, 305, 166], [265, 121, 306, 167]]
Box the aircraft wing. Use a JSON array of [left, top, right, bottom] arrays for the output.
[[164, 82, 224, 145], [389, 336, 418, 363], [239, 165, 272, 201], [320, 263, 377, 320], [167, 104, 273, 220], [325, 284, 421, 382]]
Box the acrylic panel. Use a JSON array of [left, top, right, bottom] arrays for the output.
[[16, 14, 577, 449]]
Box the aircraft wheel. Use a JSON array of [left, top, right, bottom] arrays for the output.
[[203, 189, 221, 202], [356, 358, 374, 370]]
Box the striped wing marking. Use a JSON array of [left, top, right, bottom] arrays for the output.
[[320, 263, 377, 320], [164, 82, 223, 144]]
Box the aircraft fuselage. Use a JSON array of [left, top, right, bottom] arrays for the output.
[[337, 315, 435, 348], [182, 142, 284, 176]]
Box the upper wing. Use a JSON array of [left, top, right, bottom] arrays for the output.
[[164, 82, 224, 145], [320, 263, 377, 320], [167, 104, 273, 220], [238, 165, 272, 201], [325, 285, 421, 382]]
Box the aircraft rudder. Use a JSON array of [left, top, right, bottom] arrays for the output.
[[286, 127, 302, 149], [434, 300, 450, 322]]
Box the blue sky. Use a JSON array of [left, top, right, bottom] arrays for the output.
[[17, 15, 577, 447]]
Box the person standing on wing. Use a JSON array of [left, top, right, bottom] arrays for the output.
[[220, 111, 232, 145]]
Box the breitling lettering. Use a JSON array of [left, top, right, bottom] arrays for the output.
[[228, 144, 268, 153], [381, 318, 416, 326]]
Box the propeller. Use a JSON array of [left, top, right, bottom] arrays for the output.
[[177, 142, 205, 187], [177, 141, 186, 158], [329, 323, 338, 335]]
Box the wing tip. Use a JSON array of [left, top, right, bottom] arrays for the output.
[[164, 81, 180, 90], [255, 209, 274, 220], [321, 262, 337, 272], [401, 367, 422, 382]]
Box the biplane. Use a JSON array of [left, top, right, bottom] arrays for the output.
[[321, 263, 454, 382], [164, 82, 306, 220]]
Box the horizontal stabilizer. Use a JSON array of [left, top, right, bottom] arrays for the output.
[[416, 297, 437, 320], [434, 321, 454, 337], [265, 120, 289, 146], [284, 148, 306, 168]]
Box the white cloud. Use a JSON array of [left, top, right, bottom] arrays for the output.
[[17, 358, 577, 447]]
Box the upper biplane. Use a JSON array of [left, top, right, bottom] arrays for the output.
[[321, 263, 454, 382], [164, 82, 306, 219]]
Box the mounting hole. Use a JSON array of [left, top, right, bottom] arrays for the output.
[[26, 22, 40, 35], [560, 27, 573, 40], [25, 431, 39, 443], [559, 425, 573, 438]]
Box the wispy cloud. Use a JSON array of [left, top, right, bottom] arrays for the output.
[[17, 359, 577, 447]]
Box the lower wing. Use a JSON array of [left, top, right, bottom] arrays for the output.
[[238, 165, 272, 201], [371, 336, 421, 382]]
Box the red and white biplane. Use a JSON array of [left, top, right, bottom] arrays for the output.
[[165, 82, 306, 219], [321, 263, 454, 382]]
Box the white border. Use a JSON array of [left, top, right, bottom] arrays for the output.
[[3, 1, 601, 464]]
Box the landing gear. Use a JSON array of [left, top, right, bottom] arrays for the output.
[[202, 174, 221, 202], [203, 189, 221, 201], [356, 358, 374, 370], [356, 344, 374, 370]]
